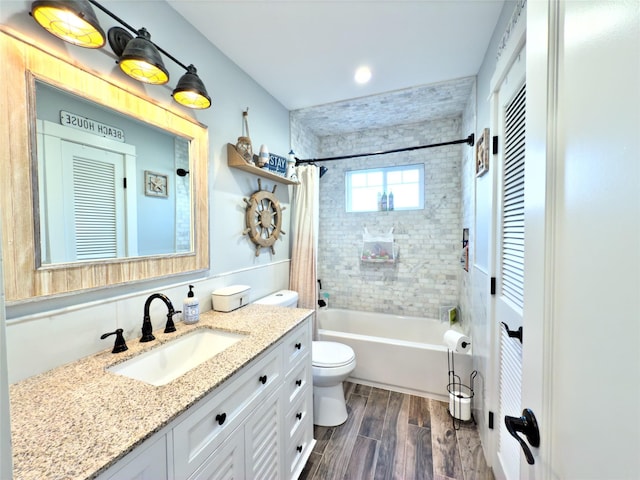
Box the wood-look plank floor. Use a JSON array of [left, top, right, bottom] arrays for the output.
[[300, 382, 494, 480]]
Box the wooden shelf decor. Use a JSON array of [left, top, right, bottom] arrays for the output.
[[227, 143, 298, 185]]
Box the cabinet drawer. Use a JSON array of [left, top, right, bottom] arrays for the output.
[[284, 319, 312, 374], [285, 385, 312, 441], [284, 358, 310, 407], [173, 346, 282, 479], [285, 415, 314, 480]]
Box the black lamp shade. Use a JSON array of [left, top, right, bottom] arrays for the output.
[[31, 0, 105, 48], [119, 28, 169, 85], [172, 65, 212, 109]]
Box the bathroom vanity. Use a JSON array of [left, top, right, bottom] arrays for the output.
[[9, 304, 314, 480]]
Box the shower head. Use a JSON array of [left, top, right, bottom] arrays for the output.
[[319, 166, 328, 178]]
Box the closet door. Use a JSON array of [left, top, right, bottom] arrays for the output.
[[492, 44, 527, 480]]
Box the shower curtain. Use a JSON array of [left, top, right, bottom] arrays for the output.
[[289, 165, 319, 320]]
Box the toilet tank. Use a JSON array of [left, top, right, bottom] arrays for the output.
[[254, 290, 298, 308]]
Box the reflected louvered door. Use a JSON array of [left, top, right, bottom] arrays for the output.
[[495, 48, 526, 480], [73, 157, 118, 259], [62, 142, 127, 261]]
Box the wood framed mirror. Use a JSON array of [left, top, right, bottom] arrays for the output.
[[0, 29, 209, 303]]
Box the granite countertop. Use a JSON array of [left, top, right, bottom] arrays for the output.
[[9, 304, 313, 480]]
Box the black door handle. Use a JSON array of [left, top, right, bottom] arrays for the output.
[[501, 322, 523, 343], [504, 408, 540, 465]]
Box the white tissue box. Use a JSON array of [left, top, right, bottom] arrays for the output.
[[211, 285, 251, 312]]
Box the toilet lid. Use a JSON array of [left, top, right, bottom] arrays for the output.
[[312, 341, 355, 367]]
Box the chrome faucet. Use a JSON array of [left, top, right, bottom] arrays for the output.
[[141, 293, 180, 342]]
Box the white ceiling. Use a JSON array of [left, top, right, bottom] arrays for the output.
[[167, 0, 505, 135]]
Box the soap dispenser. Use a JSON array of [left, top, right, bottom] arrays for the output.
[[183, 285, 200, 324]]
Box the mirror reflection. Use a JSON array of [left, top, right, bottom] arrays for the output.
[[34, 80, 192, 265]]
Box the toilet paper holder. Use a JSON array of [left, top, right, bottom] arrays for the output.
[[447, 348, 478, 430]]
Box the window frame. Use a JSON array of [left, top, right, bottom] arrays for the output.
[[345, 163, 425, 213]]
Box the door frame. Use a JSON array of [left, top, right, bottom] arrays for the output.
[[519, 0, 559, 476], [489, 1, 558, 476], [485, 4, 545, 477]]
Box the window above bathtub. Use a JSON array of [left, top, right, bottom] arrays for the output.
[[345, 164, 425, 212]]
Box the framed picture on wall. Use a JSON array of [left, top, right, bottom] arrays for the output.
[[475, 128, 490, 177], [144, 171, 169, 197]]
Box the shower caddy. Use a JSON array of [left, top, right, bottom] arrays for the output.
[[360, 227, 397, 263]]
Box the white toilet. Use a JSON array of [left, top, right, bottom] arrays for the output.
[[254, 290, 356, 427], [311, 340, 356, 427]]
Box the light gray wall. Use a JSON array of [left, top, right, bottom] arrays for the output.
[[1, 1, 293, 381]]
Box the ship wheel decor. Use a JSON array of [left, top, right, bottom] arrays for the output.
[[243, 179, 286, 255]]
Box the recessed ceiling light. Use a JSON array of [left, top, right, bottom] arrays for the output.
[[354, 66, 372, 84]]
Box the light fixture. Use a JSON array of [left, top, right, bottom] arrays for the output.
[[172, 65, 212, 109], [354, 66, 372, 84], [117, 28, 169, 85], [30, 0, 105, 48], [29, 0, 212, 109]]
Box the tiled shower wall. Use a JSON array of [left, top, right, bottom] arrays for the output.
[[459, 83, 477, 329], [314, 117, 463, 319]]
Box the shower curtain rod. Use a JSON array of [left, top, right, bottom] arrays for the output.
[[295, 133, 475, 165]]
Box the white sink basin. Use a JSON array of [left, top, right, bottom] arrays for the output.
[[107, 329, 245, 386]]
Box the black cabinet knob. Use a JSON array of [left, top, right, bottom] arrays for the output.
[[296, 412, 302, 420], [259, 375, 268, 385], [215, 413, 227, 425], [296, 445, 303, 453], [295, 342, 302, 350], [295, 379, 302, 387]]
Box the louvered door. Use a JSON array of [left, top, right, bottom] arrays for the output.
[[61, 142, 126, 261], [501, 84, 526, 310], [494, 45, 527, 480], [245, 390, 282, 479]]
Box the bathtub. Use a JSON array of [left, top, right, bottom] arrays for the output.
[[316, 308, 473, 401]]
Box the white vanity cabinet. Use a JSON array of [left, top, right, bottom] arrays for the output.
[[173, 345, 283, 478], [244, 388, 283, 478], [281, 320, 315, 480], [99, 432, 168, 480], [96, 315, 313, 480]]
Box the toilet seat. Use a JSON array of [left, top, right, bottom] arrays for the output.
[[312, 341, 355, 368]]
